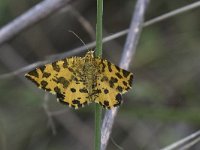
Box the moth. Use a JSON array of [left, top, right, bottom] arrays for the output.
[[25, 51, 133, 109]]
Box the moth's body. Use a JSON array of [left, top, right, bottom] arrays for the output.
[[25, 50, 133, 109], [73, 51, 99, 102]]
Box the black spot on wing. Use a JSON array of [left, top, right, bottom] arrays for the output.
[[104, 100, 109, 106], [122, 69, 130, 78], [52, 61, 60, 72], [40, 65, 46, 72], [128, 73, 133, 87], [68, 67, 74, 72], [42, 72, 51, 78], [41, 80, 48, 89], [28, 70, 39, 78], [72, 99, 80, 104], [107, 61, 112, 72], [123, 81, 127, 86], [56, 77, 70, 88], [58, 99, 69, 105], [54, 86, 61, 93], [70, 88, 76, 93], [117, 86, 123, 92], [83, 101, 88, 105], [116, 93, 122, 102], [101, 76, 109, 82], [56, 93, 65, 100], [109, 77, 118, 88], [109, 80, 114, 88], [79, 88, 88, 93], [25, 75, 40, 87], [110, 77, 118, 83], [62, 59, 68, 68], [115, 72, 122, 79], [115, 65, 121, 72], [104, 89, 109, 94]]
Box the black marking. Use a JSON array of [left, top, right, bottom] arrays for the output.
[[107, 106, 111, 109], [101, 76, 109, 82], [56, 77, 70, 88], [109, 77, 118, 88], [42, 72, 51, 78], [109, 80, 114, 88], [104, 100, 109, 106], [110, 77, 118, 83], [52, 62, 60, 72], [115, 93, 122, 102], [122, 69, 130, 78], [68, 67, 74, 72], [62, 59, 68, 68], [101, 59, 106, 72], [28, 70, 39, 78], [93, 89, 102, 95], [128, 74, 133, 86], [92, 84, 96, 89], [56, 93, 65, 100], [115, 65, 121, 72], [59, 100, 69, 105], [72, 99, 80, 104], [74, 77, 79, 82], [115, 72, 123, 79], [45, 88, 51, 92], [77, 97, 81, 100], [123, 81, 127, 86], [104, 89, 109, 94], [41, 80, 48, 88], [117, 86, 123, 92], [25, 75, 40, 87], [107, 61, 112, 72], [40, 66, 46, 72], [54, 86, 61, 93], [70, 88, 76, 93], [79, 88, 88, 93], [83, 101, 88, 105], [102, 105, 106, 108]]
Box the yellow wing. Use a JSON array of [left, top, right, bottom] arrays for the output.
[[96, 58, 133, 94], [92, 58, 133, 109], [25, 57, 90, 109]]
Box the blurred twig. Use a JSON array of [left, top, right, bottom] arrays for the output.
[[1, 1, 200, 78], [48, 0, 200, 60], [101, 0, 150, 150], [69, 6, 96, 40], [0, 0, 71, 45], [43, 93, 57, 135], [160, 130, 200, 150]]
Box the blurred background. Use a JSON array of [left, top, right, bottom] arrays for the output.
[[0, 0, 200, 149]]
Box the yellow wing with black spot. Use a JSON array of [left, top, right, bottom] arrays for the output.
[[92, 58, 133, 109], [95, 58, 133, 94], [93, 79, 123, 109], [25, 57, 90, 109]]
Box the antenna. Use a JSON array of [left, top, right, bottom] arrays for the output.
[[68, 30, 89, 51]]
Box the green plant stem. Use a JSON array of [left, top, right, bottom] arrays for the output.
[[95, 0, 103, 57], [95, 0, 103, 150]]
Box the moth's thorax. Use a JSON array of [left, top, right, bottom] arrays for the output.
[[81, 51, 99, 95]]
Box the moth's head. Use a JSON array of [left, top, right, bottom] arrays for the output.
[[85, 50, 94, 61]]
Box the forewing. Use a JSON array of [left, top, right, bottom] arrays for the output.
[[25, 57, 90, 109], [96, 58, 133, 94]]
